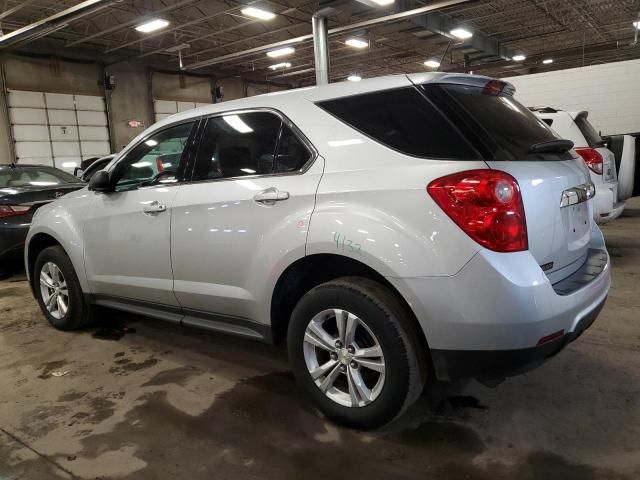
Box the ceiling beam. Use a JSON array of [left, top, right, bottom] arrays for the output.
[[0, 0, 113, 50], [184, 0, 473, 70]]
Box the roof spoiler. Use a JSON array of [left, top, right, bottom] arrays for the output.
[[406, 72, 516, 96]]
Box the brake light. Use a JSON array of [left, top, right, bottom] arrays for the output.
[[575, 147, 603, 175], [427, 170, 528, 252], [0, 205, 30, 218]]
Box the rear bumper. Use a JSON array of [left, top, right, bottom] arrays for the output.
[[593, 182, 624, 224], [430, 296, 606, 381], [0, 222, 30, 263], [388, 226, 611, 381]]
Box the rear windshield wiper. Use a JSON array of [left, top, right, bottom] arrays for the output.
[[528, 139, 574, 154]]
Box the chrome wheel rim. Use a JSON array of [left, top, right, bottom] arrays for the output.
[[303, 309, 386, 408], [39, 262, 69, 320]]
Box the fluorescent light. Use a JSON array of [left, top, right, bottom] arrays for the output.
[[370, 0, 394, 5], [345, 38, 368, 49], [135, 19, 169, 33], [145, 139, 158, 147], [61, 162, 77, 168], [512, 54, 526, 61], [347, 74, 362, 82], [424, 59, 440, 68], [269, 62, 291, 70], [223, 115, 253, 133], [267, 47, 295, 58], [449, 28, 472, 39], [240, 168, 256, 174], [241, 7, 276, 20], [542, 58, 553, 64]]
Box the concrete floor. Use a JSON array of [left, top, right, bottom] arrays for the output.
[[1, 200, 639, 480]]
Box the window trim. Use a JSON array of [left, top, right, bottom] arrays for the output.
[[185, 107, 318, 186], [107, 118, 201, 192], [315, 86, 483, 162]]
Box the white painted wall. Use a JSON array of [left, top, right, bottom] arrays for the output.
[[503, 59, 640, 135]]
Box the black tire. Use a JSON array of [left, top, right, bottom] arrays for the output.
[[287, 276, 427, 429], [33, 245, 94, 330]]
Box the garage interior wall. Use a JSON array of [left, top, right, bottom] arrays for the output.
[[2, 56, 109, 170], [503, 59, 640, 136], [152, 72, 212, 123]]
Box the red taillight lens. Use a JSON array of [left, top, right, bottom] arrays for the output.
[[575, 147, 603, 175], [0, 205, 31, 218], [427, 170, 528, 252]]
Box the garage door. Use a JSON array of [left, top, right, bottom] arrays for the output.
[[7, 90, 111, 172], [153, 99, 210, 123]]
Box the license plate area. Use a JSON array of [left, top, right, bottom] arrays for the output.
[[564, 202, 590, 246]]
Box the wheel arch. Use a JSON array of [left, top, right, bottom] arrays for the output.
[[270, 253, 430, 356]]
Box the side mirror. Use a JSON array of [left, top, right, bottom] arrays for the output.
[[88, 170, 111, 192]]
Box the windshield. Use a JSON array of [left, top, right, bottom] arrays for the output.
[[0, 166, 83, 188]]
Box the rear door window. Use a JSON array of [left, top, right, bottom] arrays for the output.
[[317, 87, 479, 160]]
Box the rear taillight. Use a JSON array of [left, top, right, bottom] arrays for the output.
[[0, 205, 30, 218], [575, 147, 603, 175], [427, 170, 528, 253]]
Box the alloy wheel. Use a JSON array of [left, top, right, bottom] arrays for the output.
[[303, 308, 386, 408], [39, 262, 69, 320]]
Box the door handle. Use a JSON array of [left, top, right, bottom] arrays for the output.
[[143, 200, 167, 214], [253, 187, 290, 206]]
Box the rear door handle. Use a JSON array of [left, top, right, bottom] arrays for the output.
[[143, 200, 167, 214], [253, 188, 290, 205]]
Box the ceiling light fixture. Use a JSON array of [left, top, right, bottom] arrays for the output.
[[512, 54, 526, 61], [266, 47, 295, 58], [345, 38, 368, 49], [370, 0, 395, 5], [347, 74, 362, 82], [424, 59, 440, 68], [542, 58, 553, 64], [449, 27, 473, 40], [269, 62, 292, 70], [240, 7, 276, 20], [135, 19, 170, 33]]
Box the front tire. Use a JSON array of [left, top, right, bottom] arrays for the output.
[[34, 246, 93, 330], [287, 277, 427, 429]]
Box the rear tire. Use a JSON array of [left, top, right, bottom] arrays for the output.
[[287, 276, 427, 429], [34, 246, 94, 331]]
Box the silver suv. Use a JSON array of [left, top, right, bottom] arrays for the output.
[[26, 73, 611, 429]]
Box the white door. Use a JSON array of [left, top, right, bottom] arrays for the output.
[[7, 90, 111, 172], [83, 121, 197, 305], [171, 111, 322, 323]]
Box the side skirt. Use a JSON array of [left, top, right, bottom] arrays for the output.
[[89, 294, 273, 343]]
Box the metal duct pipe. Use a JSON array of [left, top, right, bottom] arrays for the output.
[[312, 8, 335, 85], [0, 0, 110, 50]]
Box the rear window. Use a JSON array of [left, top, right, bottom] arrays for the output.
[[432, 84, 566, 160], [316, 87, 478, 160], [574, 113, 603, 148], [0, 166, 81, 188]]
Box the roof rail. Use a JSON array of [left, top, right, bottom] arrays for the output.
[[528, 106, 560, 113]]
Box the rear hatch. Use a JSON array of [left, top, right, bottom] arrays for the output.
[[573, 111, 616, 184], [409, 74, 594, 278]]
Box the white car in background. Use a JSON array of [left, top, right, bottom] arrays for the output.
[[531, 108, 625, 223]]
